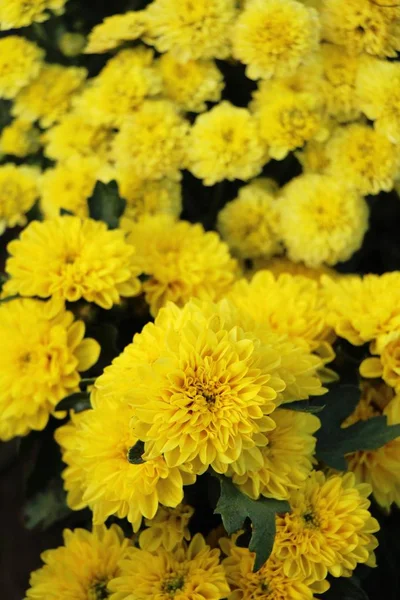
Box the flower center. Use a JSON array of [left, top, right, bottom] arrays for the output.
[[89, 580, 109, 599], [162, 575, 185, 596], [302, 509, 319, 528]]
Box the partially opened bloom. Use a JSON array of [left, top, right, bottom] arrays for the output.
[[25, 524, 130, 600], [0, 36, 43, 99], [0, 163, 39, 235], [139, 504, 194, 552], [0, 298, 100, 441], [85, 11, 147, 53], [4, 216, 141, 309]]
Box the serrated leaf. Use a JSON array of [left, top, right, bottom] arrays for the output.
[[323, 576, 369, 600], [214, 476, 290, 571], [127, 440, 145, 464], [55, 391, 91, 413], [281, 400, 325, 414], [88, 180, 126, 229], [24, 478, 71, 531]]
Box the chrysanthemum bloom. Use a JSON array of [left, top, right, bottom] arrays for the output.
[[145, 0, 236, 62], [341, 381, 400, 509], [4, 216, 142, 309], [361, 331, 400, 392], [40, 159, 97, 219], [275, 471, 379, 584], [325, 123, 400, 195], [322, 272, 400, 345], [139, 504, 194, 552], [55, 400, 196, 530], [94, 299, 324, 475], [217, 179, 282, 260], [158, 53, 224, 112], [117, 172, 182, 224], [321, 0, 400, 57], [0, 118, 40, 157], [0, 298, 100, 441], [125, 214, 236, 316], [278, 174, 369, 267], [12, 64, 87, 128], [232, 0, 320, 81], [226, 408, 320, 500], [113, 100, 189, 181], [0, 0, 66, 29], [25, 524, 130, 600], [85, 11, 147, 53], [108, 533, 229, 600], [0, 36, 43, 99], [0, 163, 39, 235], [75, 48, 162, 127], [187, 102, 267, 185]]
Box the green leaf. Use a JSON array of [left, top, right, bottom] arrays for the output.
[[322, 576, 369, 600], [281, 400, 325, 414], [60, 207, 74, 216], [214, 476, 290, 571], [88, 180, 126, 229], [315, 384, 400, 470], [55, 391, 91, 413], [24, 478, 71, 531], [127, 440, 145, 464], [0, 294, 19, 305]]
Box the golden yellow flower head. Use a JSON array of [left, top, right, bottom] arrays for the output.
[[145, 0, 236, 62], [25, 524, 130, 600], [40, 159, 97, 219], [4, 215, 141, 309], [226, 408, 320, 501], [322, 272, 400, 345], [361, 330, 400, 392], [158, 53, 224, 113], [0, 0, 66, 29], [125, 214, 237, 316], [0, 36, 43, 99], [139, 504, 194, 552], [0, 298, 99, 441], [275, 470, 379, 584], [85, 11, 147, 54], [113, 100, 189, 181], [109, 533, 229, 600], [187, 101, 267, 185], [217, 179, 282, 260], [249, 256, 337, 283], [0, 118, 40, 157], [321, 0, 400, 57], [279, 174, 369, 268], [55, 399, 196, 530], [0, 163, 39, 234], [325, 123, 400, 195], [117, 173, 182, 223], [12, 64, 87, 128], [232, 0, 320, 81]]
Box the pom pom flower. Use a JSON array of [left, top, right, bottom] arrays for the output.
[[0, 36, 43, 99], [0, 118, 40, 157], [0, 163, 39, 235], [84, 11, 147, 54], [117, 173, 182, 224]]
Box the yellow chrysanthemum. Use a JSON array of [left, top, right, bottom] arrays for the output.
[[322, 272, 400, 345], [12, 64, 86, 128], [0, 36, 43, 99], [232, 0, 320, 81], [0, 118, 40, 157], [124, 214, 237, 316], [325, 123, 400, 195], [55, 399, 196, 530], [342, 382, 400, 509], [109, 533, 229, 600], [0, 163, 39, 234], [279, 174, 369, 268], [275, 471, 379, 584], [145, 0, 236, 62], [0, 0, 66, 30], [40, 159, 96, 219], [226, 408, 320, 500], [0, 298, 100, 441], [4, 216, 141, 309], [25, 524, 130, 600], [139, 504, 194, 552], [248, 256, 337, 283], [85, 11, 147, 54], [187, 101, 267, 185], [217, 179, 282, 260], [158, 53, 224, 112], [113, 100, 189, 181], [361, 330, 400, 392], [321, 0, 400, 57], [117, 172, 182, 223]]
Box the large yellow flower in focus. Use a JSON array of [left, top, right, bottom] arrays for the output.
[[108, 534, 229, 600], [0, 36, 43, 99], [0, 298, 100, 441], [4, 216, 141, 309], [25, 524, 130, 600], [0, 163, 39, 235], [275, 471, 379, 584]]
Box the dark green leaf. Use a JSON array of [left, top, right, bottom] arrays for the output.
[[88, 180, 126, 229], [214, 476, 290, 571], [55, 391, 91, 413], [281, 400, 325, 414], [127, 440, 145, 464], [60, 208, 74, 216], [322, 576, 369, 600], [24, 478, 71, 531]]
